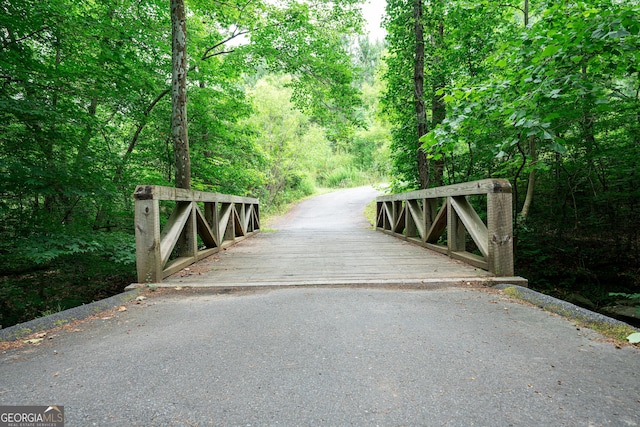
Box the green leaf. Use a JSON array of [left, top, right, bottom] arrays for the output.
[[606, 30, 631, 39], [628, 332, 640, 344], [610, 293, 640, 300], [540, 45, 561, 58], [419, 130, 436, 147], [583, 9, 600, 18], [548, 141, 566, 154], [548, 89, 562, 99]]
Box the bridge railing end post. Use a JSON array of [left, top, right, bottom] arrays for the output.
[[134, 198, 162, 283], [487, 191, 514, 276]]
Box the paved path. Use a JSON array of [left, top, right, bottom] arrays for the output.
[[164, 186, 523, 287], [1, 287, 638, 426], [1, 187, 638, 426]]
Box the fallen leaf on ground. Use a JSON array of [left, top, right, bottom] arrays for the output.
[[627, 332, 640, 344]]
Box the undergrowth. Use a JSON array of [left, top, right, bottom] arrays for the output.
[[0, 253, 135, 329]]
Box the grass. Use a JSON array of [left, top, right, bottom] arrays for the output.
[[39, 304, 63, 317], [589, 323, 638, 343], [319, 166, 372, 188], [364, 199, 377, 228]]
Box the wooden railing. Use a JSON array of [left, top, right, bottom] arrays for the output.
[[134, 185, 260, 283], [376, 179, 513, 276]]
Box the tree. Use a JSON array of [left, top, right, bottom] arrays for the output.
[[244, 76, 329, 205], [350, 36, 385, 86], [383, 0, 472, 189], [404, 0, 640, 303], [249, 0, 365, 145], [171, 0, 190, 190], [413, 0, 430, 188], [425, 0, 640, 222], [382, 0, 421, 190], [169, 0, 367, 189]]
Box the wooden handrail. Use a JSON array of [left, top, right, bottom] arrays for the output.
[[134, 185, 260, 283], [376, 179, 514, 276]]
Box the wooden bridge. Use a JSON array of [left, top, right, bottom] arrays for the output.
[[132, 179, 527, 288]]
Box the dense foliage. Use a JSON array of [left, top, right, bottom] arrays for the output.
[[382, 0, 640, 320], [0, 0, 390, 327]]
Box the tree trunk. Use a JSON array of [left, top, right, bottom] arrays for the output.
[[117, 88, 171, 178], [519, 135, 536, 221], [171, 0, 191, 190], [431, 20, 445, 186], [413, 0, 430, 189], [517, 0, 534, 221], [170, 0, 195, 259]]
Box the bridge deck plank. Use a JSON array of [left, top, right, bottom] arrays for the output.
[[164, 187, 526, 288]]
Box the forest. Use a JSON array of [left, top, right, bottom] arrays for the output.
[[383, 0, 640, 326], [1, 0, 639, 328]]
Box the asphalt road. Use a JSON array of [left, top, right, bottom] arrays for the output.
[[0, 286, 638, 426], [1, 187, 638, 426]]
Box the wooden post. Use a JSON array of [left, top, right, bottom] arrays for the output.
[[423, 198, 437, 243], [383, 202, 391, 230], [251, 203, 260, 232], [406, 201, 417, 238], [135, 198, 162, 283], [224, 203, 235, 242], [173, 201, 197, 261], [447, 197, 465, 254], [392, 201, 401, 233], [487, 191, 514, 276], [205, 202, 219, 247], [187, 202, 198, 255], [239, 203, 247, 235]]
